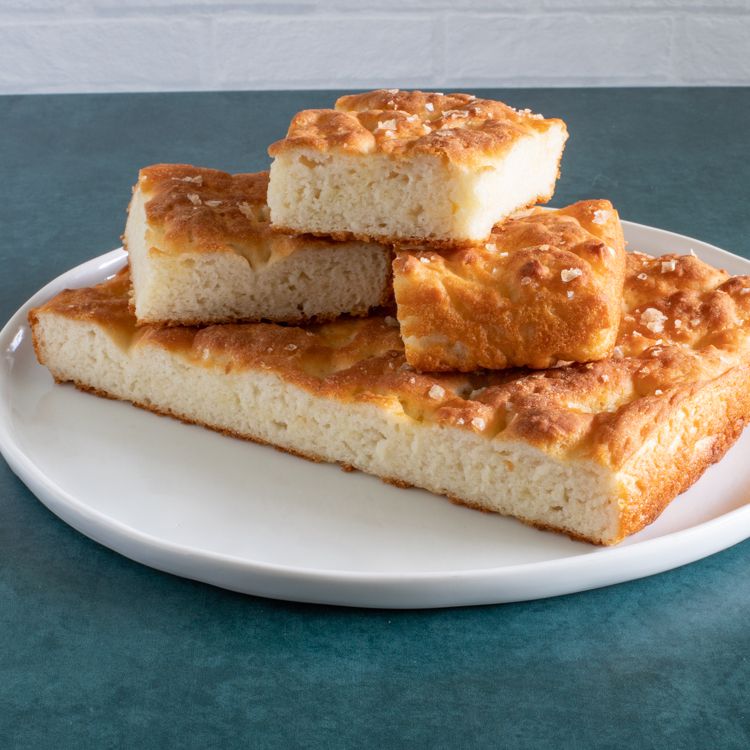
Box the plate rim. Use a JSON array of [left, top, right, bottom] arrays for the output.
[[2, 222, 750, 607]]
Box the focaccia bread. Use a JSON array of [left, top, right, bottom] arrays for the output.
[[267, 90, 568, 245], [124, 164, 392, 325], [29, 252, 750, 545], [393, 200, 627, 371]]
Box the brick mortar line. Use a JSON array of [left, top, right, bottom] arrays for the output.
[[4, 73, 735, 93], [0, 9, 747, 33], [1, 6, 750, 21], [0, 12, 463, 26]]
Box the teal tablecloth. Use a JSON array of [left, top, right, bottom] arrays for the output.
[[1, 89, 749, 748]]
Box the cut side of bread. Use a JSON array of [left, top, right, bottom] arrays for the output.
[[125, 164, 392, 326], [393, 200, 627, 371], [268, 90, 568, 244], [29, 254, 750, 545]]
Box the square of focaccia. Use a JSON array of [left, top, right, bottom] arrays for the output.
[[29, 251, 750, 545], [267, 90, 568, 245], [393, 200, 626, 371], [124, 164, 392, 325]]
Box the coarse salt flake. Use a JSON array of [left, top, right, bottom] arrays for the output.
[[377, 119, 397, 130], [640, 307, 668, 334], [425, 102, 434, 112], [237, 202, 255, 220], [637, 273, 648, 281], [204, 200, 221, 207], [521, 276, 532, 286], [428, 385, 445, 400], [284, 343, 297, 352], [186, 193, 201, 206], [471, 417, 486, 431], [592, 209, 610, 225], [419, 256, 431, 264], [561, 268, 582, 283], [567, 290, 575, 299], [661, 260, 677, 273]]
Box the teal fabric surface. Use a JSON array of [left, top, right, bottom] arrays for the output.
[[1, 89, 749, 749]]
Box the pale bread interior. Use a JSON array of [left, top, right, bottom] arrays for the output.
[[268, 125, 567, 242], [126, 185, 392, 325], [32, 309, 622, 544]]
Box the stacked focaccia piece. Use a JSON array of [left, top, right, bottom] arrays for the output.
[[30, 90, 750, 545]]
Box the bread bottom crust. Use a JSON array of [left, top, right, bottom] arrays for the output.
[[62, 375, 627, 545], [50, 367, 749, 547]]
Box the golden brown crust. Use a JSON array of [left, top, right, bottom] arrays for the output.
[[131, 163, 387, 260], [29, 248, 750, 544], [31, 269, 139, 343], [268, 89, 568, 167], [136, 164, 271, 255], [32, 254, 750, 477], [393, 200, 627, 371], [614, 370, 750, 541]]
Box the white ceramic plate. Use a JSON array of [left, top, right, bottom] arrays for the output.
[[2, 221, 750, 609]]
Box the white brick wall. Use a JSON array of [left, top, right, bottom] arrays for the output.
[[1, 1, 748, 93]]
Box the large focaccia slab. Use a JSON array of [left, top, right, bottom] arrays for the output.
[[124, 164, 392, 326], [268, 90, 568, 245], [29, 253, 750, 545], [393, 200, 626, 371]]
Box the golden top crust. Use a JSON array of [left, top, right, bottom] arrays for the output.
[[267, 89, 567, 166], [394, 200, 627, 371], [133, 163, 359, 263], [33, 250, 750, 474]]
